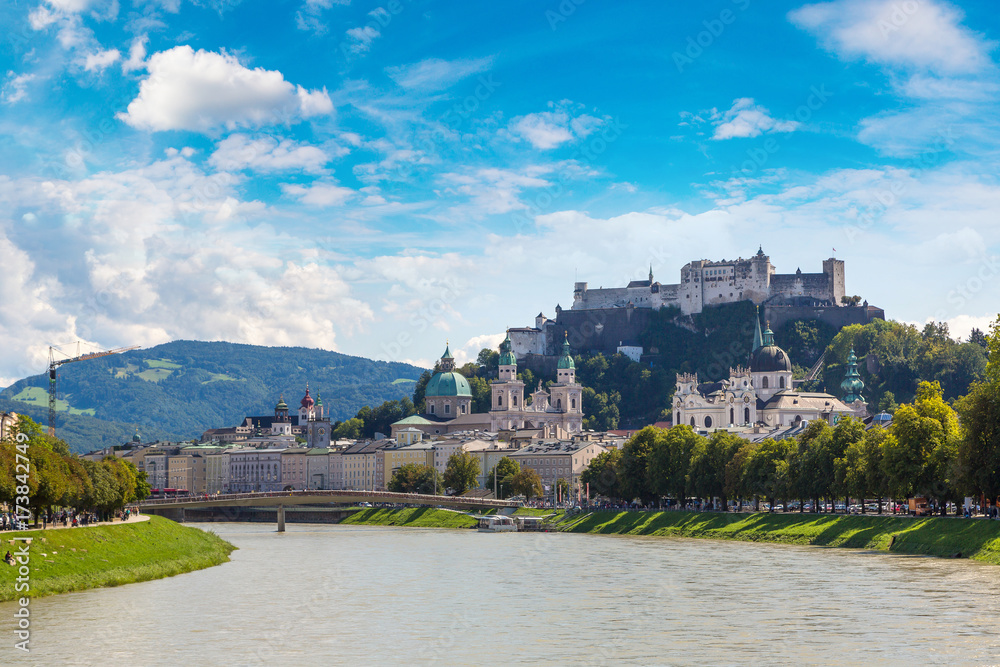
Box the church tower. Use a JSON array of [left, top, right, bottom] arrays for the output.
[[306, 392, 332, 448], [490, 331, 525, 430], [841, 349, 866, 404], [271, 395, 293, 436], [548, 333, 583, 433]]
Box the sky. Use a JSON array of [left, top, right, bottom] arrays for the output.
[[1, 0, 999, 385]]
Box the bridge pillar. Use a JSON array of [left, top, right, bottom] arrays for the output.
[[277, 505, 285, 533], [149, 507, 185, 523]]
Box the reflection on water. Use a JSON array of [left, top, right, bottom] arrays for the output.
[[3, 522, 1000, 666]]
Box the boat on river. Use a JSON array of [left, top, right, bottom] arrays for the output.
[[477, 515, 517, 532]]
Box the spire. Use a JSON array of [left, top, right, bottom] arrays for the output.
[[441, 340, 454, 360], [752, 305, 763, 352], [649, 264, 653, 282], [498, 330, 517, 367], [557, 332, 575, 370], [841, 348, 865, 403]]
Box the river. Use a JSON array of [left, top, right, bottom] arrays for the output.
[[4, 522, 1000, 666]]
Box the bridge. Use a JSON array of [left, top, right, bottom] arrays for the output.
[[139, 489, 517, 531]]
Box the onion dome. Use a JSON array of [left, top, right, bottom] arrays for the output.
[[276, 395, 288, 411], [499, 331, 517, 367], [557, 333, 575, 370], [840, 348, 865, 403], [301, 385, 315, 409], [315, 393, 323, 408], [749, 324, 792, 373]]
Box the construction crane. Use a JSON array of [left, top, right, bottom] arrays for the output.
[[48, 342, 140, 437]]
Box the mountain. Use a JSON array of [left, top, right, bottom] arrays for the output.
[[1, 340, 425, 453]]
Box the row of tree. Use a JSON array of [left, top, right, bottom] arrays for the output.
[[1, 416, 150, 522], [582, 318, 1000, 514], [385, 451, 547, 500]]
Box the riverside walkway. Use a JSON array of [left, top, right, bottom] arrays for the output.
[[139, 489, 517, 531]]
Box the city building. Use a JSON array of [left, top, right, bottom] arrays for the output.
[[306, 448, 330, 489], [0, 411, 19, 441], [281, 447, 310, 490], [509, 440, 609, 498]]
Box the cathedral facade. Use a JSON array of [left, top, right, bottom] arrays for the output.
[[489, 332, 584, 435], [672, 310, 859, 431]]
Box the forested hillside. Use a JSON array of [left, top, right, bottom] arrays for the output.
[[1, 340, 424, 453]]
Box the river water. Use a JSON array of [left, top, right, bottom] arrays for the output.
[[3, 522, 1000, 666]]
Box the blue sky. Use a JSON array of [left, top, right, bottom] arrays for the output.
[[1, 0, 999, 384]]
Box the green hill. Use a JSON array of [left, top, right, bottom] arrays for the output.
[[1, 340, 425, 453]]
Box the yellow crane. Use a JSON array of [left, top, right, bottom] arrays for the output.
[[48, 342, 140, 437]]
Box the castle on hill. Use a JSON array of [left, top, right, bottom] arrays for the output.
[[509, 247, 884, 364], [572, 246, 844, 315]]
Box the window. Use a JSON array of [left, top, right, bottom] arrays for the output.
[[730, 408, 734, 424], [557, 399, 562, 409], [762, 377, 769, 389], [498, 395, 503, 407], [745, 407, 750, 423], [444, 404, 450, 414], [429, 403, 435, 414], [690, 416, 695, 427], [571, 398, 577, 409], [676, 411, 680, 424], [779, 376, 786, 388], [513, 396, 518, 406], [705, 416, 713, 428], [461, 404, 467, 414]]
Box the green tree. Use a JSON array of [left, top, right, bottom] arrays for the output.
[[742, 438, 794, 510], [332, 418, 363, 440], [618, 426, 659, 504], [387, 463, 442, 495], [877, 391, 898, 414], [647, 425, 702, 507], [487, 457, 521, 498], [556, 477, 571, 502], [956, 316, 1000, 504], [443, 451, 480, 495], [509, 468, 543, 500], [580, 448, 622, 500], [689, 431, 745, 510], [790, 420, 835, 510]]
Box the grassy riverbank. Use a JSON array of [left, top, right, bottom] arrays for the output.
[[562, 511, 1000, 564], [342, 507, 479, 529], [0, 516, 236, 601]]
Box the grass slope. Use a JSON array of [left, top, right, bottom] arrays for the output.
[[561, 511, 1000, 563], [0, 516, 236, 601], [342, 508, 478, 529]]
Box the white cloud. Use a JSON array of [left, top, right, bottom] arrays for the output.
[[210, 134, 330, 173], [345, 25, 381, 55], [455, 333, 505, 365], [2, 72, 36, 104], [122, 36, 147, 73], [711, 98, 800, 140], [83, 47, 120, 72], [386, 57, 493, 91], [281, 182, 355, 206], [507, 101, 607, 150], [789, 0, 995, 75], [118, 46, 334, 133], [938, 314, 999, 342]]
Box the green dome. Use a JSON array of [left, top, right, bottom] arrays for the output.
[[557, 335, 575, 370], [276, 395, 288, 410], [498, 332, 517, 366], [425, 371, 472, 398], [840, 348, 865, 403]]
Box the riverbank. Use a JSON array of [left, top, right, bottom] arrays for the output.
[[0, 515, 236, 601], [341, 507, 1000, 564], [562, 511, 1000, 564]]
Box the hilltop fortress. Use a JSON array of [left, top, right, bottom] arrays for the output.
[[509, 248, 884, 365], [573, 246, 844, 315]]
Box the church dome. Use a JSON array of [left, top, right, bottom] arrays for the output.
[[276, 395, 288, 411], [498, 332, 517, 366], [557, 334, 575, 370], [425, 371, 472, 398], [301, 386, 315, 409], [750, 326, 792, 373]]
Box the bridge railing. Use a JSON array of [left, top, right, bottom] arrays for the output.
[[138, 489, 517, 508]]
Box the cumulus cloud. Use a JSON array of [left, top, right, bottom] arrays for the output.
[[507, 100, 608, 150], [2, 73, 36, 104], [789, 0, 994, 75], [122, 36, 147, 73], [118, 46, 334, 133], [281, 182, 355, 206], [711, 98, 800, 140], [385, 57, 493, 91], [209, 134, 330, 173], [83, 47, 120, 72]]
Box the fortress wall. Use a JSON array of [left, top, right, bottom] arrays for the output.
[[770, 272, 833, 302], [763, 304, 884, 332], [510, 328, 546, 357], [549, 307, 653, 356]]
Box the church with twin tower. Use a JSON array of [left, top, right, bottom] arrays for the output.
[[489, 332, 584, 435]]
